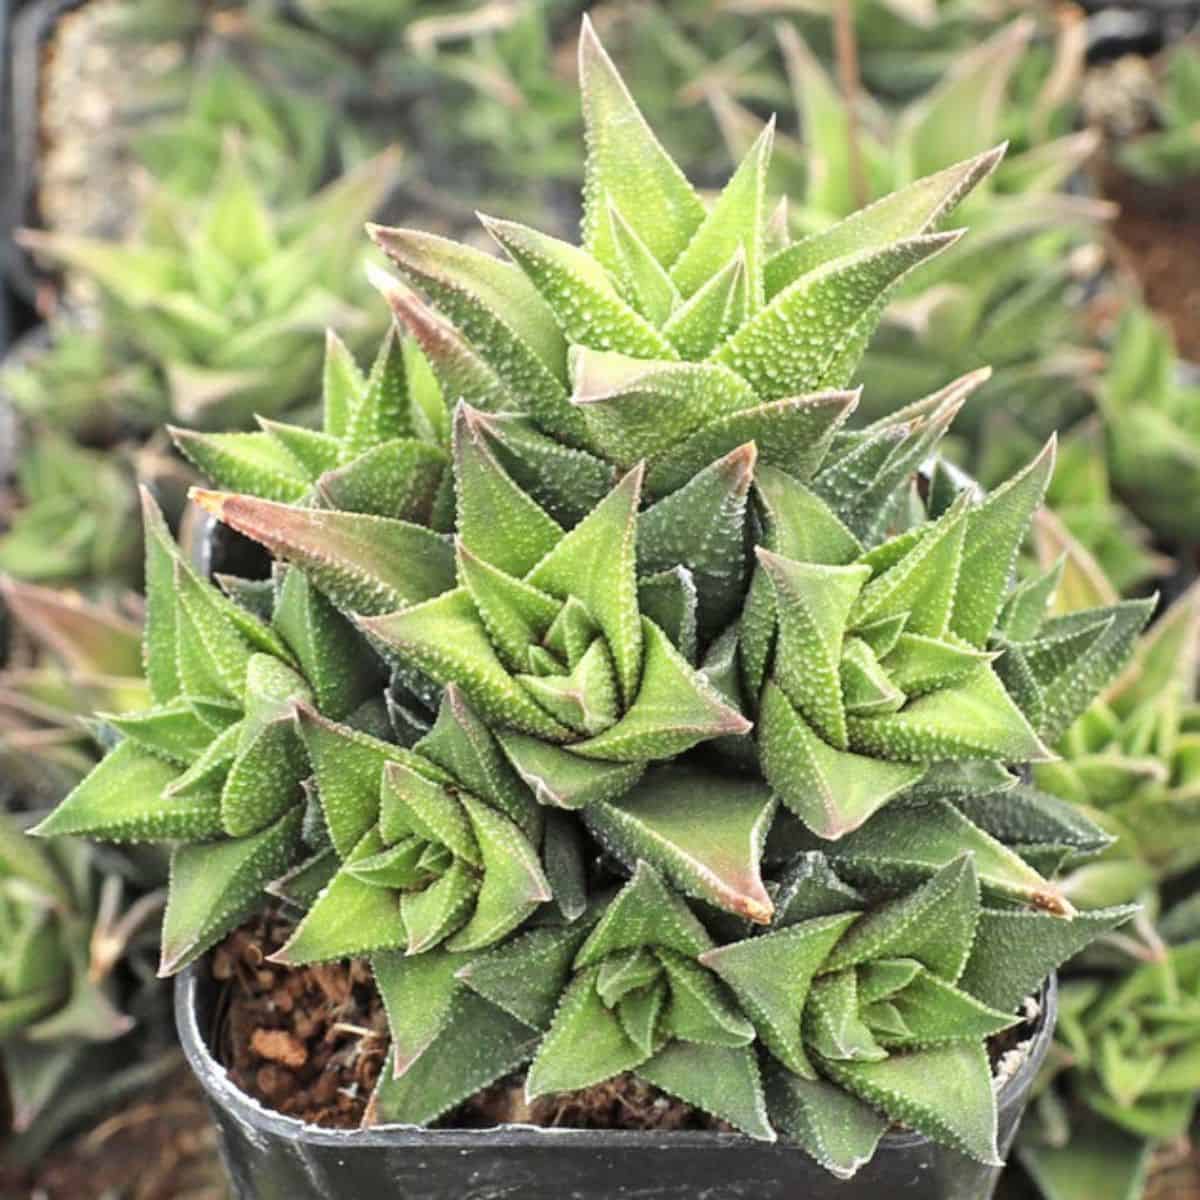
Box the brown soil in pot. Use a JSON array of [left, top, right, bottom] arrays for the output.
[[1147, 1138, 1200, 1200], [212, 906, 1039, 1136]]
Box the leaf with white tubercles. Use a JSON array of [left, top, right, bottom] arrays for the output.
[[192, 490, 455, 617]]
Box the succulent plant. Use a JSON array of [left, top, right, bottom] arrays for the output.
[[1100, 304, 1200, 548], [132, 61, 339, 204], [706, 16, 1108, 439], [1030, 575, 1200, 912], [0, 578, 149, 807], [1115, 43, 1200, 186], [19, 147, 398, 430], [0, 318, 161, 443], [0, 811, 167, 1161], [171, 323, 449, 517], [36, 20, 1145, 1175], [1019, 913, 1200, 1200], [0, 434, 142, 589]]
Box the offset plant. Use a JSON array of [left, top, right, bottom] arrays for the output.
[[1100, 305, 1200, 548], [19, 147, 397, 429], [1020, 917, 1200, 1200], [0, 434, 141, 588], [37, 22, 1143, 1176]]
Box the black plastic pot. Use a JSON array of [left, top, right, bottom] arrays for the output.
[[178, 962, 1057, 1200]]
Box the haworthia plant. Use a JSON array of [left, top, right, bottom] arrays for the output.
[[35, 20, 1144, 1176]]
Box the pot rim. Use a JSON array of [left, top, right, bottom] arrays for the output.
[[175, 955, 1057, 1152]]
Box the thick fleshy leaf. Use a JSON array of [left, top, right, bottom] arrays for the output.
[[585, 767, 774, 923], [192, 490, 455, 617], [702, 913, 857, 1077], [760, 680, 924, 839], [639, 1041, 774, 1141], [646, 391, 857, 498], [458, 922, 593, 1030], [372, 947, 464, 1076], [658, 951, 755, 1047], [959, 905, 1136, 1013], [369, 224, 572, 428], [574, 619, 751, 762], [30, 741, 217, 843], [715, 233, 961, 400], [827, 856, 980, 982], [765, 1065, 887, 1180], [369, 992, 537, 1126], [662, 252, 748, 360], [817, 797, 1073, 915], [528, 466, 643, 704], [362, 589, 571, 741], [764, 147, 1004, 297], [159, 808, 303, 975], [759, 551, 871, 750], [417, 685, 539, 837], [822, 1041, 1001, 1166], [670, 120, 774, 306], [498, 732, 643, 810], [575, 861, 713, 967], [294, 704, 435, 859], [316, 439, 447, 524], [578, 15, 705, 273], [755, 465, 863, 567], [571, 350, 759, 470], [525, 967, 650, 1098], [170, 428, 310, 501], [951, 439, 1056, 647], [639, 444, 755, 639], [482, 216, 676, 361], [444, 795, 551, 952], [604, 200, 681, 326], [273, 829, 406, 963], [454, 404, 563, 577]]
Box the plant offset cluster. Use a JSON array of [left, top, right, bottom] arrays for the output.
[[19, 148, 397, 430], [37, 22, 1144, 1176]]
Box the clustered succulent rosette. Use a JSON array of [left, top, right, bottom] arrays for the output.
[[35, 21, 1146, 1177], [1019, 910, 1200, 1200], [0, 812, 165, 1161]]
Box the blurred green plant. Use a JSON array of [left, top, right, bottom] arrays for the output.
[[1116, 42, 1200, 186]]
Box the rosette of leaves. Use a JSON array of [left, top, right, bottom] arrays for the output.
[[32, 19, 1149, 1173], [1100, 305, 1200, 548], [1115, 42, 1200, 186], [30, 488, 404, 974], [0, 813, 166, 1161], [707, 18, 1107, 437], [132, 62, 338, 204], [0, 578, 149, 806], [0, 434, 141, 589], [18, 146, 398, 429], [171, 321, 450, 519], [1020, 917, 1200, 1200], [0, 318, 161, 442], [1032, 581, 1200, 909]]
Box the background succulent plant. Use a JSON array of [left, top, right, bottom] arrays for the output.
[[1100, 305, 1200, 550], [20, 147, 398, 430], [1114, 42, 1200, 187], [33, 18, 1147, 1177]]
